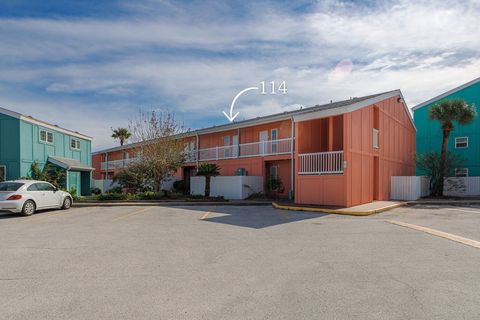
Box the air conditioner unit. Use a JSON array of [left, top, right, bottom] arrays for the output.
[[235, 168, 248, 176]]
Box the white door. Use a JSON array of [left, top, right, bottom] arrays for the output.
[[232, 135, 239, 157], [259, 131, 268, 155]]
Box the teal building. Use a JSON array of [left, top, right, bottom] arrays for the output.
[[413, 77, 480, 177], [0, 107, 93, 195]]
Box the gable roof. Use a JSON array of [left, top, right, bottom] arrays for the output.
[[412, 76, 480, 111], [93, 89, 413, 155], [0, 106, 92, 141]]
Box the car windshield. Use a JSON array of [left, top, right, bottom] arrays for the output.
[[0, 182, 24, 191]]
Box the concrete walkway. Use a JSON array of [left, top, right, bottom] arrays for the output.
[[272, 200, 405, 216]]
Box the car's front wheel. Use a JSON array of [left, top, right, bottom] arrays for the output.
[[22, 200, 36, 216], [62, 197, 72, 210]]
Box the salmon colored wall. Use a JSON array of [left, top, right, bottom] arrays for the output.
[[295, 95, 415, 207], [265, 159, 292, 196], [92, 154, 103, 179], [240, 120, 292, 143], [344, 96, 415, 206], [297, 116, 343, 154]]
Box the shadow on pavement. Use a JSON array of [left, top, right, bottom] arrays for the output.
[[198, 206, 328, 229]]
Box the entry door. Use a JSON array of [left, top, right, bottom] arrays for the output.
[[259, 131, 268, 155], [232, 135, 239, 157]]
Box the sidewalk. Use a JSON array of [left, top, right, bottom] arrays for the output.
[[272, 201, 405, 216]]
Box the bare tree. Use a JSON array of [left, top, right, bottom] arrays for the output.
[[128, 110, 188, 192]]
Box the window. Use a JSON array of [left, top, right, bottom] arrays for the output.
[[271, 129, 278, 153], [39, 129, 54, 144], [27, 183, 40, 191], [373, 129, 379, 148], [37, 182, 56, 191], [0, 165, 6, 182], [71, 138, 81, 150], [455, 137, 468, 149], [0, 182, 24, 191], [455, 168, 468, 177]]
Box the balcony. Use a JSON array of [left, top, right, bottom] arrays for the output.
[[100, 158, 137, 170], [298, 151, 344, 175], [196, 138, 292, 162], [100, 138, 293, 170]]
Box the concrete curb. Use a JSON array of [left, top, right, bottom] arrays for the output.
[[271, 202, 405, 216], [407, 200, 480, 206], [73, 201, 272, 207]]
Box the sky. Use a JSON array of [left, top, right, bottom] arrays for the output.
[[0, 0, 479, 151]]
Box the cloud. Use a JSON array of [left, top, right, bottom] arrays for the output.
[[0, 0, 479, 151]]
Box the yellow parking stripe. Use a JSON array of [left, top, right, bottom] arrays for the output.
[[111, 207, 153, 222], [199, 211, 211, 220], [386, 220, 480, 249]]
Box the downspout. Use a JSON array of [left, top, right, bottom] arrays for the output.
[[195, 134, 199, 169], [237, 128, 240, 157], [290, 117, 295, 200]]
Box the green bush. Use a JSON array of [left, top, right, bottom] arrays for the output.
[[69, 187, 79, 200], [106, 186, 123, 194], [91, 187, 102, 195], [173, 180, 186, 194], [128, 191, 163, 200], [97, 193, 128, 201]]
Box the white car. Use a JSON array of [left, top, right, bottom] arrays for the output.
[[0, 180, 73, 216]]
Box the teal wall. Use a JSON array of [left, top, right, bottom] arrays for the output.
[[0, 113, 21, 180], [19, 120, 92, 177], [68, 171, 81, 195], [414, 81, 480, 176]]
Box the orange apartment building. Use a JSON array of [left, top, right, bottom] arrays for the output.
[[92, 90, 416, 207]]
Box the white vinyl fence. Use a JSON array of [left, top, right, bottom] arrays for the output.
[[92, 177, 177, 194], [443, 177, 480, 197], [391, 176, 480, 200], [190, 176, 263, 199], [390, 176, 430, 201]]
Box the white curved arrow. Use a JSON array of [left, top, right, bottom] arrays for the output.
[[223, 86, 258, 122]]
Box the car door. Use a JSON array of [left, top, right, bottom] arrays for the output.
[[38, 182, 62, 208], [26, 183, 48, 208]]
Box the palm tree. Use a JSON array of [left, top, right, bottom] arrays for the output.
[[111, 127, 131, 146], [196, 163, 220, 197], [428, 99, 475, 196]]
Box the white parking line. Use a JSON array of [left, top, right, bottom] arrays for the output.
[[446, 207, 480, 214], [386, 220, 480, 249]]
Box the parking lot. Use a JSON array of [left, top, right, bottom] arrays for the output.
[[1, 204, 479, 319]]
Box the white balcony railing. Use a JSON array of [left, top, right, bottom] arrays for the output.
[[198, 138, 292, 161], [100, 158, 138, 170], [298, 151, 344, 175], [101, 138, 293, 170]]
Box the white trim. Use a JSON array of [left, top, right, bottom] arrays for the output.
[[0, 106, 92, 141], [0, 165, 5, 182], [39, 128, 54, 145], [373, 128, 380, 149], [455, 168, 469, 177], [454, 136, 469, 149], [70, 138, 81, 151], [412, 77, 480, 111]]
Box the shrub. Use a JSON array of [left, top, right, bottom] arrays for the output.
[[128, 191, 163, 200], [91, 187, 102, 195], [97, 193, 128, 201], [69, 187, 79, 200], [107, 186, 123, 194], [173, 180, 186, 194]]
